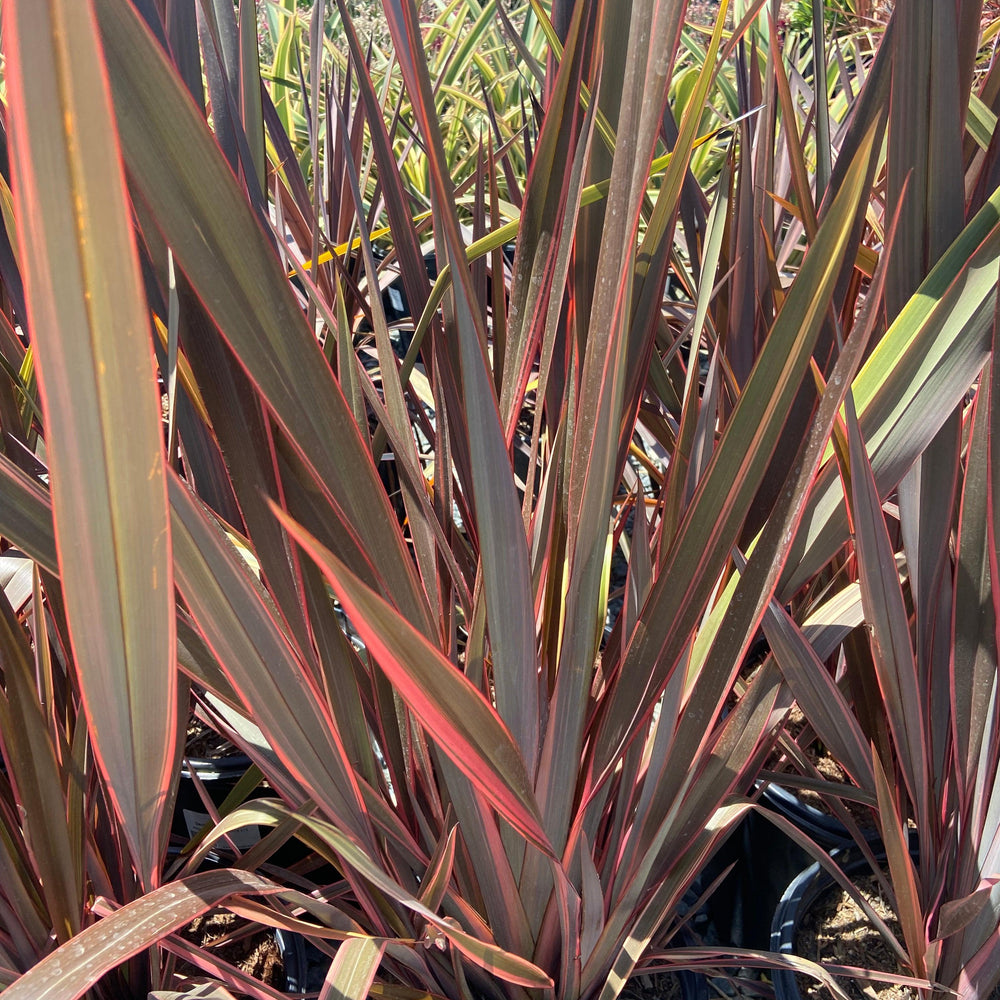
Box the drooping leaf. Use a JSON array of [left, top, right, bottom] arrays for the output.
[[3, 870, 284, 1000]]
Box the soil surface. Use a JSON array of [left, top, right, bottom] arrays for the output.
[[793, 873, 911, 1000]]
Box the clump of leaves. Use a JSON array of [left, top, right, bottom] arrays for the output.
[[0, 3, 998, 1000]]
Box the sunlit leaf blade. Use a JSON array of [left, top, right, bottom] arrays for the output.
[[220, 797, 553, 990], [319, 936, 385, 1000], [645, 158, 895, 827], [149, 988, 240, 1000], [417, 826, 458, 914], [2, 870, 284, 1000], [5, 0, 175, 888], [534, 1, 699, 898], [752, 197, 901, 795], [273, 505, 552, 856], [499, 0, 589, 427]]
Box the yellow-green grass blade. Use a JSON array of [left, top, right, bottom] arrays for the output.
[[5, 0, 175, 889]]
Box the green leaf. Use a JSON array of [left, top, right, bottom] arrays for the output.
[[783, 186, 1000, 597]]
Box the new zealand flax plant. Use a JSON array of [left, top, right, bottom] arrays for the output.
[[0, 0, 996, 998]]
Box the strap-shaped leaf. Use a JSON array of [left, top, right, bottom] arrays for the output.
[[5, 0, 175, 888], [846, 401, 928, 820], [291, 807, 553, 990], [381, 0, 540, 778], [319, 936, 385, 1000], [595, 120, 878, 775], [3, 870, 283, 1000], [0, 453, 57, 575], [953, 365, 997, 797], [168, 473, 373, 850], [782, 186, 1000, 597], [273, 505, 552, 857]]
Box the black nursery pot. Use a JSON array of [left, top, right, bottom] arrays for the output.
[[760, 783, 862, 852], [698, 794, 813, 953], [675, 966, 710, 1000], [770, 854, 846, 1000], [699, 782, 879, 954], [770, 838, 918, 1000], [174, 755, 334, 874]]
